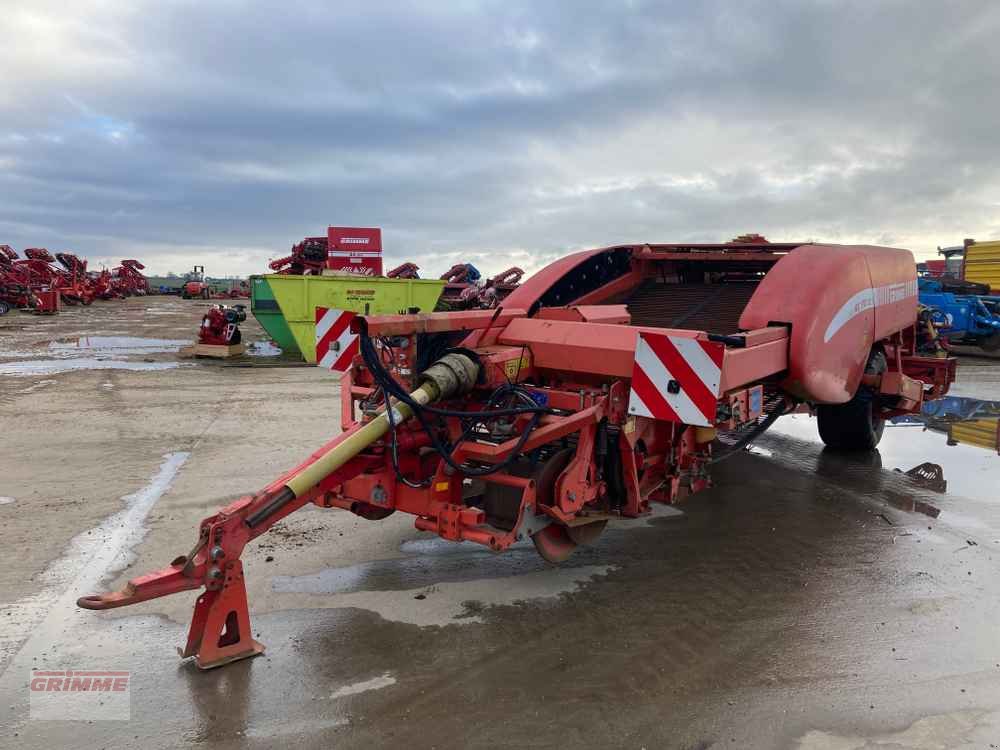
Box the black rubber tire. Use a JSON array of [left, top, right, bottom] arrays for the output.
[[0, 300, 9, 315], [816, 350, 887, 451], [980, 333, 1000, 352], [817, 393, 885, 450]]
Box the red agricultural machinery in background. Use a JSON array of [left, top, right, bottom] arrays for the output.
[[114, 259, 150, 297], [80, 238, 956, 669], [387, 262, 421, 279], [198, 304, 247, 346], [439, 263, 525, 309], [270, 227, 384, 277], [181, 266, 210, 299], [0, 244, 149, 314], [269, 238, 329, 275], [266, 226, 524, 308]]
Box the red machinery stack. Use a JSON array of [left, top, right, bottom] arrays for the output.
[[0, 244, 149, 313], [386, 262, 420, 279], [114, 260, 150, 296], [269, 237, 330, 275], [269, 227, 384, 277], [440, 263, 525, 309]]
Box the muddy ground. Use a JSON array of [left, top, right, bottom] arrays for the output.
[[1, 297, 999, 749]]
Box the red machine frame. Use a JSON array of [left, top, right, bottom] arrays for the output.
[[79, 240, 956, 669]]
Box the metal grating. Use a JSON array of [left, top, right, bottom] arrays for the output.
[[626, 281, 759, 335]]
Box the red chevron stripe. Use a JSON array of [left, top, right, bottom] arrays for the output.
[[330, 337, 359, 372], [631, 358, 680, 422], [642, 334, 716, 421], [697, 339, 724, 368], [316, 309, 355, 361]]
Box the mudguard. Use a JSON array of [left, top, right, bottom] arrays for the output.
[[739, 244, 916, 404]]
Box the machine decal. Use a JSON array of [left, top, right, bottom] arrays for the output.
[[627, 332, 723, 427], [824, 279, 917, 342], [315, 307, 359, 371]]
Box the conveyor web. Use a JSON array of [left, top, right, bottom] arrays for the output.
[[625, 281, 760, 335]]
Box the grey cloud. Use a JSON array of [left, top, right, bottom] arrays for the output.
[[2, 1, 1000, 278]]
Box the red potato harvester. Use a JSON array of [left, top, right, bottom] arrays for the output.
[[79, 239, 956, 668]]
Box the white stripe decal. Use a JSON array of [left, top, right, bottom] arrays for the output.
[[315, 309, 339, 343], [329, 327, 358, 369], [627, 387, 654, 419], [823, 279, 917, 343], [669, 336, 721, 395]]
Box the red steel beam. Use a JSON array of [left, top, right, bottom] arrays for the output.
[[358, 308, 528, 336], [500, 317, 788, 389]]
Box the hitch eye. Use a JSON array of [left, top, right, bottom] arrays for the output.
[[667, 379, 681, 394]]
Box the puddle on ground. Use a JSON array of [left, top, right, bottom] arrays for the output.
[[246, 340, 282, 357], [0, 335, 191, 376], [0, 359, 181, 376], [47, 335, 188, 354], [17, 378, 56, 394], [759, 394, 1000, 534], [0, 452, 189, 670], [330, 672, 396, 699], [796, 709, 994, 749], [273, 536, 577, 597], [272, 564, 614, 626], [0, 497, 15, 505]]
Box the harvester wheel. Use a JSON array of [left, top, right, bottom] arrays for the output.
[[817, 352, 886, 451], [817, 398, 884, 451], [980, 333, 1000, 352], [529, 448, 596, 563], [566, 520, 607, 546], [532, 524, 579, 564], [0, 301, 9, 315]]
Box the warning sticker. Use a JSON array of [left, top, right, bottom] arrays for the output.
[[504, 352, 532, 380]]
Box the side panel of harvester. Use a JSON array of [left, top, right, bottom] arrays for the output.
[[739, 244, 917, 404]]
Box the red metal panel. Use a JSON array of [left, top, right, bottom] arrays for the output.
[[534, 305, 631, 324], [739, 244, 888, 404], [866, 248, 918, 341], [358, 308, 528, 336], [502, 246, 620, 310], [717, 339, 788, 391], [499, 318, 700, 378], [326, 226, 383, 276]]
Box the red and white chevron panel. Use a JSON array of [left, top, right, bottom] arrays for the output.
[[628, 333, 724, 427], [315, 307, 358, 372]]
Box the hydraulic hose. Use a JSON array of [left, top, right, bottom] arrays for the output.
[[247, 352, 480, 528]]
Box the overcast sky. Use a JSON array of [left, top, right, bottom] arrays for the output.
[[2, 1, 999, 278]]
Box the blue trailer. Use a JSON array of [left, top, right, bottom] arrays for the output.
[[918, 277, 1000, 350]]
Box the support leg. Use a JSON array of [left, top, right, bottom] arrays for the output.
[[179, 561, 264, 669]]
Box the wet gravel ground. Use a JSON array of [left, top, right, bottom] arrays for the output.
[[1, 298, 1000, 749]]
